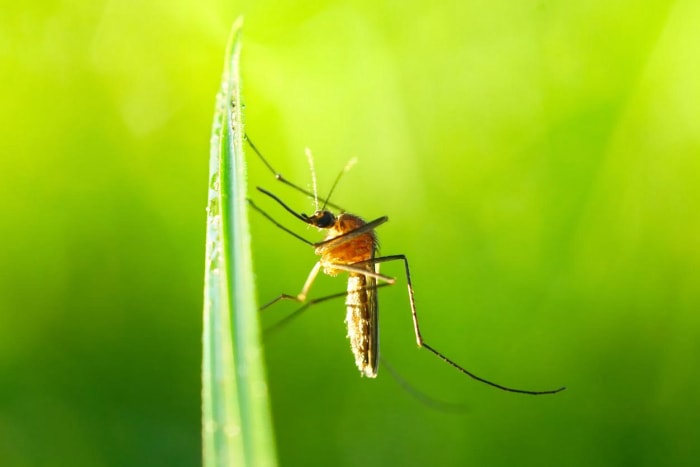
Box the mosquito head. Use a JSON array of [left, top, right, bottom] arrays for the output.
[[304, 210, 336, 229]]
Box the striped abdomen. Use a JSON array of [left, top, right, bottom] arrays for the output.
[[345, 268, 378, 378]]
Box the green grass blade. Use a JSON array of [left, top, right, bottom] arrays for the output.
[[202, 17, 277, 467]]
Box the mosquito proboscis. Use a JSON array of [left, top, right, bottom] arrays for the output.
[[246, 135, 565, 396]]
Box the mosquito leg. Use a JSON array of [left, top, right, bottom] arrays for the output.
[[265, 283, 391, 334], [247, 198, 314, 247], [260, 261, 322, 312], [380, 357, 468, 413], [265, 289, 348, 334], [297, 261, 322, 302], [260, 293, 302, 311], [347, 254, 566, 395], [313, 217, 388, 251], [322, 262, 396, 284]]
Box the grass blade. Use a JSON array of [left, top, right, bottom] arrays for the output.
[[202, 17, 277, 467]]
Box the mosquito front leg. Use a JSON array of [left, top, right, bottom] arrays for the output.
[[260, 261, 322, 310], [297, 261, 322, 301]]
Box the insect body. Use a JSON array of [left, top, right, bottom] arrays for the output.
[[317, 211, 379, 377], [247, 136, 565, 395]]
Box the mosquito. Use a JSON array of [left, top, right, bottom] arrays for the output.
[[246, 136, 565, 396]]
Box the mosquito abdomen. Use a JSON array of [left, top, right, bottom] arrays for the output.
[[345, 272, 379, 378]]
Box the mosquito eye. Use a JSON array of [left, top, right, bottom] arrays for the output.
[[316, 211, 335, 228]]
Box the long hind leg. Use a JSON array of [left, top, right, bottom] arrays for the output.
[[340, 255, 566, 396]]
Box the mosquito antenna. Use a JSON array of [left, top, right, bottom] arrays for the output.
[[321, 157, 357, 211], [245, 134, 345, 211], [305, 148, 319, 211]]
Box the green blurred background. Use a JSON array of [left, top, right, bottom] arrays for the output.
[[2, 0, 699, 466]]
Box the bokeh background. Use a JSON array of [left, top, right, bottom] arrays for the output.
[[2, 0, 699, 466]]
